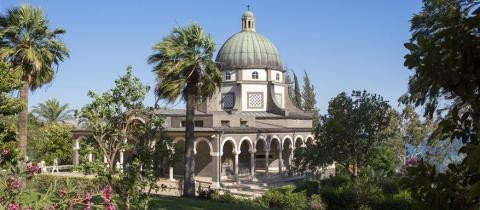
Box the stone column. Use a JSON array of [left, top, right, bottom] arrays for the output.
[[250, 149, 256, 181], [211, 154, 221, 188], [234, 151, 239, 183], [73, 138, 80, 165], [265, 149, 269, 175], [169, 166, 174, 181], [120, 149, 125, 166], [211, 134, 221, 189], [88, 153, 93, 162], [278, 144, 283, 174]]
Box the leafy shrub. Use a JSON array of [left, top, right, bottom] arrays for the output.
[[260, 185, 308, 210], [211, 190, 236, 203], [372, 197, 411, 210], [294, 180, 321, 197], [319, 187, 357, 210], [27, 174, 107, 193], [320, 175, 351, 189], [309, 194, 327, 210], [378, 179, 399, 196]]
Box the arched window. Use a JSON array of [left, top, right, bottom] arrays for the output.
[[276, 73, 280, 81], [252, 71, 259, 79], [225, 72, 231, 81]]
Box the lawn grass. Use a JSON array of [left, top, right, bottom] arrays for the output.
[[148, 196, 268, 210]]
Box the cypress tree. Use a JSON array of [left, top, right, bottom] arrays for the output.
[[302, 71, 316, 111], [286, 72, 295, 102], [293, 72, 302, 108]]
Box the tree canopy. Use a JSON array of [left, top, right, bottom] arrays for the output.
[[32, 99, 74, 124], [295, 90, 391, 177]]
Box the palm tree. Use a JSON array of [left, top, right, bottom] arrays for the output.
[[148, 24, 221, 197], [32, 98, 74, 124], [0, 5, 69, 157]]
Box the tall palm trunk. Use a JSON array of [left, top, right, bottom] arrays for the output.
[[18, 81, 29, 159], [183, 84, 196, 197]]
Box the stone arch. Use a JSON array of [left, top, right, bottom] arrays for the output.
[[282, 137, 293, 171], [194, 139, 213, 177], [221, 138, 237, 177], [294, 135, 304, 149], [194, 137, 214, 156], [173, 137, 185, 144], [269, 137, 282, 173], [238, 137, 254, 154], [238, 137, 253, 176], [221, 137, 237, 156], [282, 135, 292, 146], [255, 137, 268, 173], [306, 135, 314, 146]]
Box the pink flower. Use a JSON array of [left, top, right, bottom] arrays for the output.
[[27, 163, 41, 174], [6, 176, 21, 190], [7, 202, 19, 210], [101, 186, 113, 202], [84, 191, 93, 209]]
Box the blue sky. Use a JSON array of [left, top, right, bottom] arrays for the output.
[[0, 0, 422, 113]]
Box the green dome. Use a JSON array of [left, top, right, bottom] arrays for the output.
[[216, 31, 283, 70]]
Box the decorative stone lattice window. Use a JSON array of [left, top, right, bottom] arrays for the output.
[[248, 92, 263, 108], [252, 71, 259, 79], [275, 93, 282, 106], [222, 93, 235, 109], [225, 72, 231, 81]]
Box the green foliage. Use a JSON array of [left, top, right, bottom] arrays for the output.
[[0, 4, 69, 90], [286, 72, 295, 102], [301, 71, 316, 111], [79, 66, 150, 168], [309, 194, 327, 210], [0, 4, 70, 157], [259, 185, 308, 210], [0, 61, 22, 167], [29, 123, 73, 164], [27, 174, 107, 193], [32, 99, 74, 123], [148, 23, 221, 102], [367, 147, 400, 177], [293, 72, 302, 108], [74, 160, 105, 175], [400, 163, 476, 209], [149, 23, 222, 197], [295, 90, 391, 177], [400, 0, 480, 207]]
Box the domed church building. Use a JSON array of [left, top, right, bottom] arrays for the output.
[[160, 10, 314, 188]]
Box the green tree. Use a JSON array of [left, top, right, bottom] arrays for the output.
[[400, 0, 480, 207], [148, 24, 221, 197], [301, 71, 316, 111], [34, 123, 73, 164], [301, 71, 320, 127], [0, 5, 69, 158], [79, 66, 149, 169], [295, 91, 391, 177], [293, 72, 302, 108], [32, 99, 74, 124], [0, 61, 22, 167], [286, 72, 295, 102]]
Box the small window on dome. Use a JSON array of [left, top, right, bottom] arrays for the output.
[[276, 73, 280, 81], [225, 72, 231, 81], [252, 71, 259, 79]]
